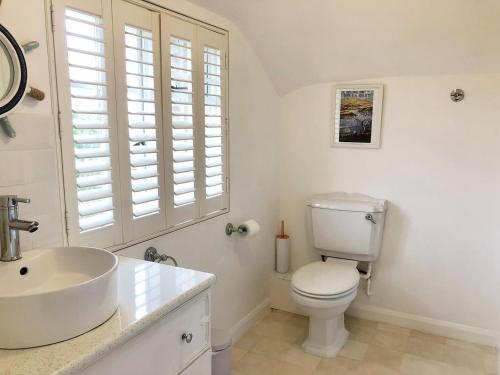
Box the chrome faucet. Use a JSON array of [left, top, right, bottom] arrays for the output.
[[0, 196, 39, 262]]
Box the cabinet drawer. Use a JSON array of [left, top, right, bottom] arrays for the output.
[[179, 349, 212, 375], [164, 291, 211, 372], [80, 291, 211, 375]]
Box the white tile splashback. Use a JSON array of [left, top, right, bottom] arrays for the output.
[[0, 114, 64, 250]]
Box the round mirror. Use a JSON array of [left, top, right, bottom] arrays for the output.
[[0, 24, 27, 118], [0, 41, 14, 100]]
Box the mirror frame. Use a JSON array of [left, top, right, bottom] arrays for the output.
[[0, 24, 27, 117]]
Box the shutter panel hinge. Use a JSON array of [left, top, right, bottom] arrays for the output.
[[50, 3, 55, 32], [64, 210, 70, 237], [56, 111, 62, 139], [225, 117, 228, 136]]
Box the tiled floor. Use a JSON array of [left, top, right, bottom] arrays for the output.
[[232, 309, 498, 375]]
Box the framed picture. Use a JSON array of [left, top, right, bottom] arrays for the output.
[[331, 84, 384, 148]]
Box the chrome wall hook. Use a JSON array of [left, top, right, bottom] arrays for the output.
[[450, 89, 465, 102]]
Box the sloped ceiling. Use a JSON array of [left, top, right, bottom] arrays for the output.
[[189, 0, 500, 95]]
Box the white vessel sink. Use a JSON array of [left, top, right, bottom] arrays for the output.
[[0, 246, 118, 349]]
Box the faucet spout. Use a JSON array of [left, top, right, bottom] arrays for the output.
[[9, 220, 39, 233], [0, 196, 39, 261]]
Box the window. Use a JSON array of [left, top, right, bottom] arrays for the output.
[[52, 0, 229, 247]]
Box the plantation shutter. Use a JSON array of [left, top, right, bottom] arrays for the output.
[[161, 15, 199, 225], [54, 1, 229, 246], [162, 15, 229, 226], [112, 0, 166, 242], [53, 0, 123, 247], [197, 27, 229, 216]]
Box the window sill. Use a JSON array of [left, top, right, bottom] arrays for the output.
[[105, 208, 229, 253]]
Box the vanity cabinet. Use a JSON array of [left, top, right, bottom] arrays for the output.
[[80, 290, 211, 375]]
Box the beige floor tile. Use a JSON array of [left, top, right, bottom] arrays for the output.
[[287, 314, 309, 330], [345, 315, 377, 329], [377, 322, 411, 336], [409, 330, 446, 344], [316, 356, 362, 374], [372, 330, 409, 351], [364, 344, 404, 370], [400, 354, 449, 375], [233, 352, 280, 375], [446, 338, 487, 353], [483, 353, 499, 375], [235, 310, 498, 375], [234, 331, 263, 351], [442, 364, 487, 375], [251, 336, 293, 360], [252, 319, 305, 343], [482, 346, 499, 356], [281, 347, 322, 370], [357, 361, 403, 375], [262, 309, 297, 324], [442, 343, 485, 371], [348, 324, 376, 344], [338, 339, 368, 360], [272, 361, 316, 375], [405, 336, 445, 362], [231, 347, 247, 367]]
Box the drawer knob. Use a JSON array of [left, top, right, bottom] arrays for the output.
[[182, 332, 193, 343]]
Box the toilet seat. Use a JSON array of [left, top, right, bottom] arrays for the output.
[[291, 260, 360, 299], [291, 284, 358, 300]]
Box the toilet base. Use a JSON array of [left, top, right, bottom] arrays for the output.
[[291, 287, 357, 358], [301, 314, 349, 357]]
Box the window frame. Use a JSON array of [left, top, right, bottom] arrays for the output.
[[51, 0, 230, 250]]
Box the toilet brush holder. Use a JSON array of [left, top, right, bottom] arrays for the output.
[[276, 220, 290, 273], [276, 236, 290, 273]]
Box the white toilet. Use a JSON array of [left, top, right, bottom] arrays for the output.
[[291, 192, 387, 358]]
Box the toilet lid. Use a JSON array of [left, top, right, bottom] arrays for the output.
[[291, 261, 360, 297]]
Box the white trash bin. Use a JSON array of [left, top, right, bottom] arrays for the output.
[[212, 328, 232, 375]]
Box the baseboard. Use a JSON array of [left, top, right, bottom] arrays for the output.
[[348, 303, 500, 348], [228, 298, 271, 343], [269, 271, 500, 348]]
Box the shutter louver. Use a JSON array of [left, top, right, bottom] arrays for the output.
[[64, 8, 115, 232], [169, 36, 196, 207], [203, 46, 224, 199], [124, 25, 161, 219]]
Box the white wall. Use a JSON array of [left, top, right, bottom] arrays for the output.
[[278, 74, 500, 334], [0, 0, 280, 333]]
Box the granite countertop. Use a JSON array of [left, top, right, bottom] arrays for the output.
[[0, 256, 216, 375]]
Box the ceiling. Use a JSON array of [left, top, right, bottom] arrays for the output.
[[189, 0, 500, 95]]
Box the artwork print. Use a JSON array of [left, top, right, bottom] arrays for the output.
[[332, 84, 383, 148]]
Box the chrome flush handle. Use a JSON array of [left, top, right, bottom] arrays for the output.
[[365, 214, 376, 224], [182, 332, 193, 343]]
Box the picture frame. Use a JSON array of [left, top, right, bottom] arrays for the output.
[[331, 84, 384, 148]]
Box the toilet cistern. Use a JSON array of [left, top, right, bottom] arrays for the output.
[[0, 195, 39, 262]]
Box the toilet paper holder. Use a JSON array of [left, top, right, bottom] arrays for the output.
[[225, 223, 246, 236], [225, 220, 260, 237], [227, 222, 256, 236]]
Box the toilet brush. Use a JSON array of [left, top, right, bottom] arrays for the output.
[[276, 220, 290, 273]]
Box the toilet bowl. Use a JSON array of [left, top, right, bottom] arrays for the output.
[[290, 259, 360, 358]]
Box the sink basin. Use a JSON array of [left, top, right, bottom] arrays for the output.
[[0, 246, 118, 349]]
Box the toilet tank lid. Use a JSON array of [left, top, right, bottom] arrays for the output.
[[308, 192, 387, 213]]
